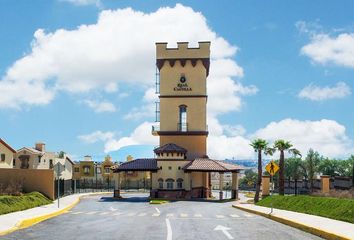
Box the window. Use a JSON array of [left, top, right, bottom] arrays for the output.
[[0, 154, 5, 162], [178, 166, 181, 170], [38, 156, 41, 163], [19, 156, 30, 169], [96, 167, 101, 174], [83, 166, 90, 174], [166, 179, 174, 189], [168, 166, 172, 170], [13, 158, 15, 167], [177, 178, 183, 189], [74, 167, 80, 173], [104, 167, 110, 174], [158, 178, 163, 189], [49, 159, 53, 169], [178, 105, 187, 132]]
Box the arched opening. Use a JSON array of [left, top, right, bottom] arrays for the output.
[[166, 178, 175, 189], [176, 178, 183, 189], [178, 105, 187, 132], [158, 178, 164, 189]]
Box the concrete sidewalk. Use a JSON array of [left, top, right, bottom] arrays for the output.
[[0, 192, 111, 236], [233, 203, 354, 240]]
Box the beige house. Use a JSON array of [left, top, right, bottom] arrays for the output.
[[114, 42, 242, 200], [0, 138, 16, 169], [14, 143, 56, 170]]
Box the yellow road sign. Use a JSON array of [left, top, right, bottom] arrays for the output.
[[265, 161, 279, 176]]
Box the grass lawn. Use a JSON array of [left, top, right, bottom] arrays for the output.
[[257, 195, 354, 223], [149, 199, 169, 204], [0, 192, 52, 215]]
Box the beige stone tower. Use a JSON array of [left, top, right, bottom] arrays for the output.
[[153, 42, 210, 160]]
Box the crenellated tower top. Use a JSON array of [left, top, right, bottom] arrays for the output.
[[156, 42, 211, 76]]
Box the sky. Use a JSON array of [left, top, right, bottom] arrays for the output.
[[0, 0, 353, 162]]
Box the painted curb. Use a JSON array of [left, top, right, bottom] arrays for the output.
[[233, 205, 351, 240], [0, 192, 112, 236]]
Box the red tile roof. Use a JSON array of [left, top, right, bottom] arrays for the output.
[[183, 158, 243, 172], [114, 158, 158, 172], [0, 138, 16, 153], [154, 143, 187, 154]]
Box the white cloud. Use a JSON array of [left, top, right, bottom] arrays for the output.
[[0, 4, 254, 113], [254, 119, 354, 158], [301, 33, 354, 68], [80, 118, 354, 159], [60, 0, 101, 7], [103, 122, 158, 153], [298, 82, 351, 101], [83, 99, 117, 113], [78, 130, 114, 143]]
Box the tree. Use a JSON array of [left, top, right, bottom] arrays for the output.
[[273, 140, 301, 195], [250, 139, 273, 203], [285, 157, 305, 180], [304, 149, 321, 192], [240, 169, 257, 188], [318, 158, 338, 177]]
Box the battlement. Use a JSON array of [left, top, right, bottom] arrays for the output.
[[156, 41, 210, 59]]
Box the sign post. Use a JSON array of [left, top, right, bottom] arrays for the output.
[[54, 162, 65, 208], [265, 160, 279, 215]]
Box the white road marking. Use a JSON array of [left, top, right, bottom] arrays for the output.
[[152, 213, 160, 217], [180, 213, 188, 218], [155, 207, 161, 214], [138, 213, 147, 217], [214, 225, 234, 239], [194, 214, 202, 218], [127, 213, 136, 216], [244, 213, 253, 217], [166, 218, 172, 240], [230, 214, 240, 218], [71, 211, 83, 215], [113, 212, 122, 216], [216, 215, 225, 219], [86, 211, 97, 215], [110, 206, 117, 212], [166, 213, 174, 217], [100, 212, 109, 215]]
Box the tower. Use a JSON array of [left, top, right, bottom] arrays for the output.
[[153, 42, 210, 160]]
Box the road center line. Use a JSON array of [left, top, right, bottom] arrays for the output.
[[165, 218, 172, 240], [155, 207, 161, 214]]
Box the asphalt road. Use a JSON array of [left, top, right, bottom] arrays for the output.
[[2, 193, 322, 240]]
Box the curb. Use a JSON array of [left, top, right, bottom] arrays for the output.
[[233, 205, 350, 240], [0, 192, 112, 236]]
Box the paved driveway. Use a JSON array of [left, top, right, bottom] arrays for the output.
[[3, 193, 321, 240]]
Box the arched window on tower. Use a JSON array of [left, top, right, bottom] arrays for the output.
[[178, 105, 187, 132]]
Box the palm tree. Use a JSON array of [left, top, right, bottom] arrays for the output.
[[250, 139, 273, 203], [273, 140, 301, 195]]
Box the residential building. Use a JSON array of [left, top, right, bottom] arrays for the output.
[[14, 143, 56, 170], [0, 138, 16, 169]]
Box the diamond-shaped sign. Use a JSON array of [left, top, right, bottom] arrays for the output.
[[265, 160, 279, 176]]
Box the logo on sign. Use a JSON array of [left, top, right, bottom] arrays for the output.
[[174, 74, 192, 91]]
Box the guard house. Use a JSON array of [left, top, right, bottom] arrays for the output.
[[113, 42, 242, 200]]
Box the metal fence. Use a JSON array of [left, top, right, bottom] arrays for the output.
[[54, 179, 151, 199]]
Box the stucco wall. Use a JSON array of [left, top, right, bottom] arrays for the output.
[[0, 168, 55, 200], [0, 143, 14, 168], [160, 98, 207, 131], [14, 150, 55, 170], [160, 135, 207, 160]]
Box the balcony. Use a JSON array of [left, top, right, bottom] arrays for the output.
[[152, 124, 160, 136]]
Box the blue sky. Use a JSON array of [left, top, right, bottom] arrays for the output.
[[0, 0, 353, 161]]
